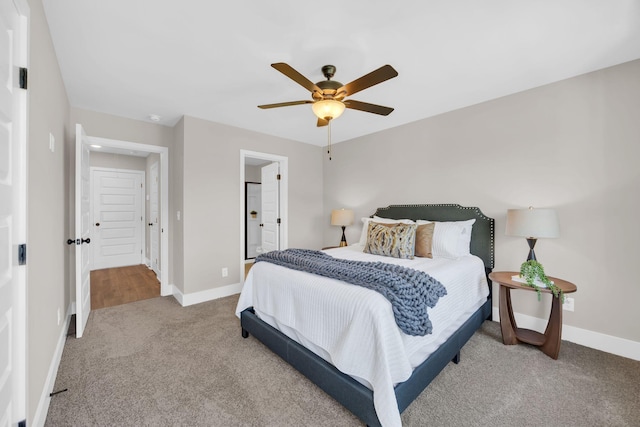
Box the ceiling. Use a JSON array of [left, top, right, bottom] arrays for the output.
[[42, 0, 640, 146]]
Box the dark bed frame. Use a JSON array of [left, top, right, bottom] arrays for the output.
[[240, 204, 495, 426]]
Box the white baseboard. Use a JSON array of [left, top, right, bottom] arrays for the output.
[[492, 307, 640, 361], [172, 282, 243, 307], [31, 306, 72, 427]]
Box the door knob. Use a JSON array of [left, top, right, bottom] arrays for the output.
[[95, 222, 100, 226], [259, 223, 264, 227], [67, 239, 76, 245], [149, 223, 153, 226], [81, 238, 91, 244]]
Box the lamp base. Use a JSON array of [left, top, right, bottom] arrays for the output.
[[526, 238, 538, 262], [339, 226, 348, 247]]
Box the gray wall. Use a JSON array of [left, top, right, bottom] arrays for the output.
[[26, 0, 70, 422], [323, 59, 640, 343], [178, 116, 323, 294], [171, 118, 185, 293]]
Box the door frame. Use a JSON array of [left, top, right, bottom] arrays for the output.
[[239, 150, 288, 284], [149, 160, 160, 276], [89, 167, 145, 270], [83, 135, 170, 295]]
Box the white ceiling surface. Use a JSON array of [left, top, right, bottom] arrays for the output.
[[43, 0, 640, 146]]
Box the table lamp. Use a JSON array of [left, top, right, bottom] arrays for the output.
[[505, 206, 559, 262], [331, 209, 354, 247]]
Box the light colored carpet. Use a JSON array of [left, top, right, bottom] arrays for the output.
[[45, 295, 640, 426]]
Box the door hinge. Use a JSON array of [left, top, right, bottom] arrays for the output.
[[18, 243, 27, 265], [276, 218, 281, 225], [276, 174, 281, 180], [19, 67, 28, 89]]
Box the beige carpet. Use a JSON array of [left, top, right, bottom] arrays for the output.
[[45, 295, 640, 426]]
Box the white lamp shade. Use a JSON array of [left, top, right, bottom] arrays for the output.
[[312, 100, 346, 121], [505, 207, 559, 238], [331, 209, 354, 226]]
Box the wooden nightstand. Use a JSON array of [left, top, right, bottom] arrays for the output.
[[488, 271, 577, 359]]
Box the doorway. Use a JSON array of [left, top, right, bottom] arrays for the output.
[[239, 150, 288, 282], [75, 126, 169, 337]]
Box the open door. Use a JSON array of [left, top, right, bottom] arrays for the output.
[[75, 124, 91, 337], [260, 162, 280, 253], [0, 0, 27, 422]]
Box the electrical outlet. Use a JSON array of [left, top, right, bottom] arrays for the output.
[[222, 267, 228, 277], [563, 297, 574, 312]]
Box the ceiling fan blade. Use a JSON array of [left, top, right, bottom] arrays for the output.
[[272, 63, 322, 94], [317, 118, 329, 127], [338, 65, 398, 97], [344, 100, 394, 116], [258, 100, 313, 109]]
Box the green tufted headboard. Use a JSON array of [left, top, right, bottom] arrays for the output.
[[372, 204, 495, 270]]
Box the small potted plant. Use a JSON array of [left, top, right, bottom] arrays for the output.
[[250, 210, 258, 219], [519, 260, 564, 302]]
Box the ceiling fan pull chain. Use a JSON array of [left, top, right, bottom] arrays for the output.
[[328, 120, 332, 161]]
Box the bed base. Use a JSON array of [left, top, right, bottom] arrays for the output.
[[241, 298, 491, 427]]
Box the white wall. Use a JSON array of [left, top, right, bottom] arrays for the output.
[[323, 59, 640, 345], [90, 151, 147, 171]]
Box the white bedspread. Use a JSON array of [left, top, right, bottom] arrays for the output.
[[235, 245, 488, 427]]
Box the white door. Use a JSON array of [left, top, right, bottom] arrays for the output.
[[0, 0, 27, 423], [91, 169, 143, 270], [246, 182, 261, 258], [75, 124, 92, 337], [261, 162, 280, 253], [149, 161, 160, 276]]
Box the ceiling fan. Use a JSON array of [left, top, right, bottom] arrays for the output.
[[258, 63, 398, 127]]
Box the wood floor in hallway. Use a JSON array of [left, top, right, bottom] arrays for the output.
[[91, 264, 160, 309]]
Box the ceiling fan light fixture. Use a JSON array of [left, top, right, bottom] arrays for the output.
[[312, 99, 345, 121]]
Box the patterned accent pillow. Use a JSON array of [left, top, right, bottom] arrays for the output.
[[364, 222, 416, 259], [415, 222, 435, 258]]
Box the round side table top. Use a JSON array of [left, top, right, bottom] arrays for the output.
[[489, 271, 577, 294]]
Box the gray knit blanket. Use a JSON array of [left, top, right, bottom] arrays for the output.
[[255, 249, 447, 336]]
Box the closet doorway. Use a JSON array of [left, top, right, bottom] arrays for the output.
[[240, 150, 288, 281]]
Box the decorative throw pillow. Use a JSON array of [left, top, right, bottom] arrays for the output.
[[415, 222, 435, 258], [364, 222, 416, 259], [358, 216, 415, 246]]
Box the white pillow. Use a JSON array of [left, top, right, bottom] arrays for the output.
[[417, 219, 475, 258], [358, 216, 415, 246]]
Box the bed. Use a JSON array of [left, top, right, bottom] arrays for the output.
[[236, 204, 494, 426]]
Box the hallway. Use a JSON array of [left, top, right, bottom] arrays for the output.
[[90, 265, 160, 309]]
